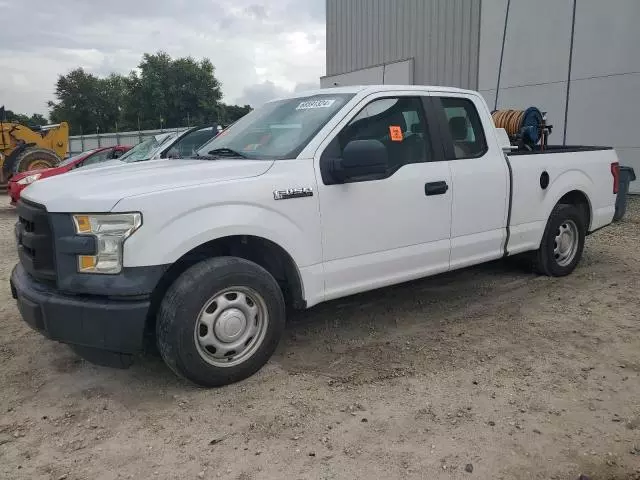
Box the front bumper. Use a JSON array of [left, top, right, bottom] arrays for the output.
[[10, 264, 149, 354]]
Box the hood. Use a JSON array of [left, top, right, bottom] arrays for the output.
[[22, 159, 274, 212]]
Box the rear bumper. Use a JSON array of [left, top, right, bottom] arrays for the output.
[[10, 264, 149, 354]]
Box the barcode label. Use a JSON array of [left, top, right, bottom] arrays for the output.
[[296, 99, 336, 110]]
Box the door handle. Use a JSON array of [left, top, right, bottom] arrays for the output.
[[425, 181, 449, 196]]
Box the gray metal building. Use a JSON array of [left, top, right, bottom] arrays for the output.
[[323, 0, 640, 193]]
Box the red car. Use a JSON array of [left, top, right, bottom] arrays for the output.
[[8, 145, 131, 205]]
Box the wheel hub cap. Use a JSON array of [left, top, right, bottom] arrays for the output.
[[214, 308, 247, 342], [558, 231, 572, 253], [193, 287, 269, 368], [554, 220, 579, 267]]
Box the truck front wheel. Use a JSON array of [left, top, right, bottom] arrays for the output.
[[156, 257, 286, 387], [533, 204, 586, 277]]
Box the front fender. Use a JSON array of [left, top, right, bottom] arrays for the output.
[[122, 202, 321, 270]]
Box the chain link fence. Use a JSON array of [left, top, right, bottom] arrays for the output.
[[69, 128, 190, 155]]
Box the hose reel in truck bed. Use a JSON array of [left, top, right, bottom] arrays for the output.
[[492, 107, 553, 151]]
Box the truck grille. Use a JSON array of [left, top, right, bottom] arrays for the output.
[[15, 199, 57, 283]]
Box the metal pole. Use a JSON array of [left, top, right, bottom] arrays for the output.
[[494, 0, 511, 111], [0, 105, 5, 150], [563, 0, 578, 145]]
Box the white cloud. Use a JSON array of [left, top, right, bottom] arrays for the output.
[[0, 0, 325, 114]]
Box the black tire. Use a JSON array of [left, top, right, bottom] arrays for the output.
[[533, 204, 586, 277], [13, 148, 61, 174], [156, 257, 286, 387]]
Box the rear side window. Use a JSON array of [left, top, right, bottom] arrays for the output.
[[80, 149, 112, 167], [441, 97, 487, 159]]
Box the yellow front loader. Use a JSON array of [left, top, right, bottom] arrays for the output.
[[0, 120, 69, 187]]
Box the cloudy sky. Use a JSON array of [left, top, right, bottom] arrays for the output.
[[0, 0, 325, 115]]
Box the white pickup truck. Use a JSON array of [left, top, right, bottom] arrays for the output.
[[11, 85, 621, 387]]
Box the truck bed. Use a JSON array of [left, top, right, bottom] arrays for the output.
[[505, 146, 619, 257]]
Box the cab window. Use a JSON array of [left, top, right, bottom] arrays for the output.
[[440, 97, 487, 159], [337, 96, 432, 174]]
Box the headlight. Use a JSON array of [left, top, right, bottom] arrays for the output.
[[72, 213, 142, 274], [17, 173, 42, 185]]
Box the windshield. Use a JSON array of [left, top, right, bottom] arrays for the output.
[[196, 94, 354, 160], [166, 127, 219, 158], [119, 134, 177, 163], [60, 149, 98, 166]]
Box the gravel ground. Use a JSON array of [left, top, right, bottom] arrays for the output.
[[1, 194, 639, 480]]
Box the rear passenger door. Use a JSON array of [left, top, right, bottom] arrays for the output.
[[433, 95, 509, 269], [314, 92, 452, 301]]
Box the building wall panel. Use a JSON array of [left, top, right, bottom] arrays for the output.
[[571, 0, 640, 80], [325, 0, 481, 89]]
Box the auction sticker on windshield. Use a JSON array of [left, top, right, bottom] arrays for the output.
[[296, 99, 336, 110]]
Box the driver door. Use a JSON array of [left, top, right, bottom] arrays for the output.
[[314, 91, 452, 301]]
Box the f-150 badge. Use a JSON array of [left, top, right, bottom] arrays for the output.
[[273, 187, 313, 200]]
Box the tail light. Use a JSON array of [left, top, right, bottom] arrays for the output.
[[611, 162, 620, 194]]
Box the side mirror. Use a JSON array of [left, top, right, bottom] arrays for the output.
[[166, 148, 180, 159], [332, 139, 388, 182]]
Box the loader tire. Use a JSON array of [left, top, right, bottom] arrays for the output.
[[13, 148, 61, 174]]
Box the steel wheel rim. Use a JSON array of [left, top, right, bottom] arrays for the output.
[[194, 286, 269, 368], [553, 219, 579, 267]]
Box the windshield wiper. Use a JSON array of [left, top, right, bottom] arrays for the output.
[[207, 147, 247, 158]]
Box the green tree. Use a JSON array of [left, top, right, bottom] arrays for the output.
[[29, 113, 48, 125], [122, 52, 223, 130], [2, 109, 48, 126], [47, 52, 226, 134], [219, 104, 252, 124], [48, 68, 126, 135]]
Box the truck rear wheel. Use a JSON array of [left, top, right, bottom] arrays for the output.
[[156, 257, 286, 387], [533, 204, 586, 277]]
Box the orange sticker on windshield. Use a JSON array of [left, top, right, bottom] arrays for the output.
[[389, 126, 403, 142]]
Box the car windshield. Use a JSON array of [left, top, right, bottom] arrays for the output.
[[166, 127, 219, 158], [196, 94, 354, 160], [60, 149, 98, 166], [119, 134, 177, 163]]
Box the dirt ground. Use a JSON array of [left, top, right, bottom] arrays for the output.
[[1, 194, 639, 480]]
